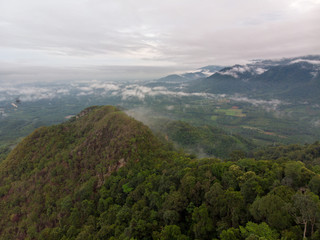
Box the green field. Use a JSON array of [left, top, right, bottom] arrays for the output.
[[210, 115, 218, 121], [215, 108, 246, 117]]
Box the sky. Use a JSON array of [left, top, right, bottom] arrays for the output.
[[0, 0, 319, 83]]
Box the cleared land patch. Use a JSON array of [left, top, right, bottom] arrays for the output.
[[215, 108, 246, 117]]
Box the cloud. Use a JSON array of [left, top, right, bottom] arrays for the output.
[[0, 63, 182, 83], [117, 84, 229, 101], [89, 82, 120, 91], [229, 95, 284, 111], [289, 59, 320, 65], [0, 85, 70, 102], [0, 79, 229, 103], [0, 0, 319, 83]]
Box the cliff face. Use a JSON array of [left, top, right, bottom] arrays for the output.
[[0, 105, 163, 239]]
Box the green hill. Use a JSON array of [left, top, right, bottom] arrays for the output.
[[0, 106, 164, 239], [1, 106, 320, 239], [158, 120, 255, 158]]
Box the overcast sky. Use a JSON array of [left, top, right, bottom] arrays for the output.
[[0, 0, 319, 83]]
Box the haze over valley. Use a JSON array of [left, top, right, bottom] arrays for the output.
[[1, 1, 320, 239]]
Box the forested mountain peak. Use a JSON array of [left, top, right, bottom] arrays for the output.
[[0, 105, 164, 239], [1, 105, 161, 181], [1, 106, 320, 240]]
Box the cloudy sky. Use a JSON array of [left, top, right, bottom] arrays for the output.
[[0, 0, 319, 83]]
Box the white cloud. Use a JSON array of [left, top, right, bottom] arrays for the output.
[[289, 59, 320, 65], [77, 91, 92, 96], [254, 67, 267, 74], [218, 66, 251, 78], [229, 95, 284, 110], [118, 84, 227, 100], [0, 0, 318, 81], [78, 86, 93, 92], [218, 70, 239, 78], [0, 85, 71, 101], [89, 83, 120, 91]]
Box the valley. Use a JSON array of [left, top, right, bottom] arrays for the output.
[[1, 0, 319, 238], [1, 56, 320, 161], [1, 56, 320, 238]]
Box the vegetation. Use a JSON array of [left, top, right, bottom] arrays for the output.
[[157, 120, 255, 158], [0, 144, 12, 162], [214, 108, 246, 118], [1, 106, 320, 239]]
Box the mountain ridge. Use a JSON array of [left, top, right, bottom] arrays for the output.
[[1, 105, 320, 239], [0, 105, 165, 239], [186, 55, 320, 101]]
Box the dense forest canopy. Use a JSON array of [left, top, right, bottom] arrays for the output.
[[0, 106, 320, 239]]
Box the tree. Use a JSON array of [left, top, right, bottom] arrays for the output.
[[222, 165, 243, 190], [283, 161, 314, 189], [309, 175, 320, 195], [192, 204, 213, 239], [220, 227, 241, 240], [250, 190, 293, 230], [223, 189, 245, 228], [240, 222, 279, 240], [159, 225, 189, 240], [291, 191, 320, 239], [239, 172, 263, 204]]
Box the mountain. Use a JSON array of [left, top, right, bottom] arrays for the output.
[[187, 55, 320, 102], [143, 55, 320, 102], [251, 61, 320, 100], [1, 105, 320, 239], [199, 65, 225, 72], [0, 106, 164, 239], [145, 65, 224, 88]]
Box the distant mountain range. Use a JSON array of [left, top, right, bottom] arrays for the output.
[[149, 55, 320, 102], [145, 65, 224, 87]]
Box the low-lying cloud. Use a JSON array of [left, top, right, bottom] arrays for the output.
[[0, 81, 285, 113], [229, 95, 284, 110], [0, 85, 73, 102]]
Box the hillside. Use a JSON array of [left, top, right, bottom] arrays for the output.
[[1, 106, 320, 239], [0, 106, 164, 239], [187, 55, 320, 102], [156, 120, 255, 158]]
